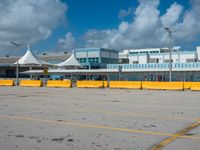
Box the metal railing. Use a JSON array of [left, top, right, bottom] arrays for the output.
[[107, 62, 200, 70]]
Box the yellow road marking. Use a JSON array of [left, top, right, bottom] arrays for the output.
[[0, 114, 200, 141], [150, 119, 200, 150], [53, 108, 197, 121], [1, 103, 198, 121], [2, 101, 197, 121], [2, 101, 199, 121]]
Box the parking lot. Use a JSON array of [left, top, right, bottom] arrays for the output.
[[0, 87, 200, 150]]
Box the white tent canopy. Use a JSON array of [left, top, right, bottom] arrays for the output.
[[57, 53, 82, 67], [14, 49, 50, 66]]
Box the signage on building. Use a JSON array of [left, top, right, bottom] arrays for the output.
[[43, 69, 48, 74]]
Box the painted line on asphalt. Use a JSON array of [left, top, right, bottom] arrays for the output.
[[150, 119, 200, 150], [0, 102, 197, 121], [0, 114, 200, 141], [53, 108, 198, 121]]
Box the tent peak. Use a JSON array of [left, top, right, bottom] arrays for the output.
[[57, 53, 82, 67], [14, 49, 51, 66]]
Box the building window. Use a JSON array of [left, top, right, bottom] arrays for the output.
[[88, 57, 99, 63], [130, 52, 138, 54], [150, 51, 159, 54], [186, 59, 196, 62], [164, 59, 173, 63], [78, 58, 87, 63], [132, 61, 138, 64], [149, 58, 159, 63]]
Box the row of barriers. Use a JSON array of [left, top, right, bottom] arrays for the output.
[[1, 79, 200, 91]]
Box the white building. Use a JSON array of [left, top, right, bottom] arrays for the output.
[[119, 46, 198, 64]]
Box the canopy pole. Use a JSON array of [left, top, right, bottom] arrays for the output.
[[16, 60, 19, 85], [29, 66, 32, 79]]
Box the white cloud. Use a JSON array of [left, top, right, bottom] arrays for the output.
[[118, 7, 134, 19], [84, 0, 165, 50], [0, 0, 67, 55], [161, 2, 183, 28], [173, 0, 200, 42], [84, 0, 200, 50], [56, 32, 75, 51]]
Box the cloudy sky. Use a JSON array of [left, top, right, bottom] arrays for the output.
[[0, 0, 199, 56]]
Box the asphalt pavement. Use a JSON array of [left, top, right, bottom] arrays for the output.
[[0, 86, 200, 150]]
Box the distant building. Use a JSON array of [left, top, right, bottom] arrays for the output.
[[119, 46, 198, 64], [0, 52, 70, 78], [0, 48, 119, 78], [107, 46, 200, 81], [2, 46, 200, 81], [75, 48, 118, 69]]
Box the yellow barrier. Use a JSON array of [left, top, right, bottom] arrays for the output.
[[142, 82, 184, 90], [109, 81, 142, 89], [103, 81, 108, 88], [183, 82, 194, 89], [0, 80, 14, 86], [191, 82, 200, 91], [47, 80, 71, 88], [20, 80, 42, 87], [76, 80, 104, 88]]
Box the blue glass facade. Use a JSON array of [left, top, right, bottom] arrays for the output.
[[75, 48, 118, 69]]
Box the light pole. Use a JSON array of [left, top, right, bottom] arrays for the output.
[[9, 42, 23, 85], [164, 28, 175, 82]]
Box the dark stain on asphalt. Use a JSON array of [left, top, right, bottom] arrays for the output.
[[51, 136, 74, 143], [143, 124, 156, 128], [68, 138, 73, 142], [186, 133, 196, 136], [15, 135, 25, 138], [19, 95, 28, 98], [150, 124, 156, 128], [112, 100, 120, 102], [51, 137, 65, 143], [57, 120, 63, 122], [28, 136, 37, 139]]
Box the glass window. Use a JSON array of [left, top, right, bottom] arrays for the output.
[[79, 58, 87, 63]]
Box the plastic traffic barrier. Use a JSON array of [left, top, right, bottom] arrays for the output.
[[20, 80, 42, 87], [47, 80, 72, 88], [183, 82, 193, 89], [190, 82, 200, 91], [109, 81, 142, 89], [142, 81, 184, 90], [0, 80, 14, 86], [76, 80, 104, 88]]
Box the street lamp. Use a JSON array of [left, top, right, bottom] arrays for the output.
[[164, 28, 175, 82], [9, 41, 24, 85]]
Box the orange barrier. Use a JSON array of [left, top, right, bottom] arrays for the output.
[[142, 82, 184, 90], [183, 82, 194, 89], [47, 80, 71, 88], [109, 81, 142, 89], [191, 82, 200, 91], [20, 80, 42, 87], [0, 80, 14, 86], [77, 80, 104, 88], [103, 81, 108, 88]]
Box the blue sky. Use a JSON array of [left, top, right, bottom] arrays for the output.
[[34, 0, 139, 51], [33, 0, 196, 53], [0, 0, 199, 56]]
